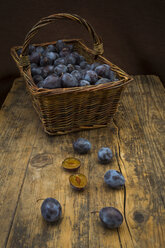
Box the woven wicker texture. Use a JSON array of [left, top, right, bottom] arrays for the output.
[[11, 13, 133, 135]]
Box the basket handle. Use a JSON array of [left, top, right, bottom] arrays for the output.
[[20, 13, 104, 66]]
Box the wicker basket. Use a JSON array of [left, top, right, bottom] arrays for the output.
[[11, 13, 133, 135]]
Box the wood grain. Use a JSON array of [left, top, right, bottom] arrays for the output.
[[0, 78, 40, 248], [0, 75, 164, 248]]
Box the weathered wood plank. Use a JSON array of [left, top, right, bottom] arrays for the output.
[[6, 129, 90, 248], [6, 126, 124, 248], [0, 78, 40, 151], [0, 75, 165, 248], [87, 128, 134, 248], [112, 75, 165, 248], [0, 78, 40, 248]]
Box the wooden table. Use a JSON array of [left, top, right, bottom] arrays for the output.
[[0, 75, 165, 248]]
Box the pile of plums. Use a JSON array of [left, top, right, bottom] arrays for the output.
[[17, 40, 118, 89]]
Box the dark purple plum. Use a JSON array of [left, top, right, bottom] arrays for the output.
[[54, 65, 67, 76], [41, 198, 62, 223], [29, 52, 40, 64], [30, 63, 38, 68], [95, 78, 110, 85], [32, 75, 43, 84], [108, 70, 118, 81], [28, 44, 35, 55], [40, 68, 48, 78], [56, 40, 65, 52], [61, 73, 78, 88], [65, 54, 76, 65], [36, 46, 45, 54], [73, 52, 85, 64], [80, 61, 88, 69], [54, 57, 67, 66], [37, 81, 44, 88], [103, 64, 111, 70], [71, 70, 82, 81], [95, 64, 111, 78], [91, 62, 101, 70], [79, 80, 90, 87], [99, 207, 123, 229], [67, 64, 75, 73], [31, 67, 42, 76], [40, 52, 58, 65], [74, 65, 81, 71], [80, 69, 88, 78], [79, 55, 85, 63], [71, 52, 81, 64], [84, 70, 98, 84], [73, 138, 91, 154], [42, 65, 54, 78], [59, 47, 71, 57], [46, 44, 56, 52], [40, 56, 52, 66], [104, 170, 125, 189], [46, 52, 59, 60], [42, 75, 62, 89], [45, 65, 54, 73], [98, 147, 113, 164], [54, 52, 59, 60], [85, 64, 91, 70]]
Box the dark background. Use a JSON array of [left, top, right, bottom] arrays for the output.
[[0, 0, 165, 107]]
